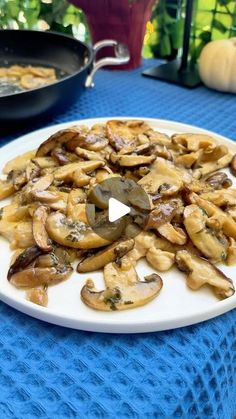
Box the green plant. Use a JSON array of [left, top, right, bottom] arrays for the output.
[[0, 0, 89, 42]]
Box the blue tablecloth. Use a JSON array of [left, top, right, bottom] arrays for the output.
[[0, 59, 236, 419]]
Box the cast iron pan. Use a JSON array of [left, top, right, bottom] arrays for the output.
[[0, 30, 129, 129]]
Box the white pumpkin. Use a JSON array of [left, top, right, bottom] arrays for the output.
[[199, 38, 236, 93]]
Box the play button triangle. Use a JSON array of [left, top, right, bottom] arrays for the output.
[[108, 197, 130, 222]]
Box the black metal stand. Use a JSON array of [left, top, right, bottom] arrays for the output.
[[143, 0, 201, 88]]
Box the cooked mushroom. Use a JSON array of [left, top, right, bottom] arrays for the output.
[[0, 179, 15, 199], [7, 246, 43, 280], [26, 287, 48, 307], [77, 239, 134, 272], [9, 265, 73, 288], [145, 201, 177, 230], [32, 157, 57, 169], [51, 148, 70, 166], [7, 170, 27, 191], [26, 173, 54, 197], [32, 206, 52, 252], [46, 212, 112, 249], [106, 120, 149, 151], [75, 146, 104, 161], [190, 193, 236, 240], [176, 250, 234, 299], [183, 204, 228, 262], [53, 161, 104, 182], [110, 153, 155, 167], [230, 154, 236, 176], [193, 152, 232, 178], [138, 158, 187, 195], [204, 172, 232, 189], [172, 133, 216, 152], [81, 257, 163, 311], [226, 238, 236, 265], [3, 150, 36, 174], [157, 223, 187, 245], [36, 126, 87, 157], [66, 124, 108, 152], [200, 189, 236, 207], [175, 151, 202, 168]]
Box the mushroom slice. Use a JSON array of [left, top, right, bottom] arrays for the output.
[[183, 204, 228, 262], [46, 212, 111, 249], [193, 153, 232, 178], [53, 161, 104, 182], [51, 148, 70, 166], [138, 158, 187, 196], [172, 133, 216, 152], [3, 150, 36, 174], [67, 126, 108, 152], [9, 265, 73, 288], [27, 173, 54, 195], [204, 172, 232, 189], [32, 157, 57, 169], [110, 153, 155, 167], [226, 238, 236, 265], [175, 151, 202, 168], [176, 250, 234, 299], [145, 201, 177, 230], [106, 120, 149, 151], [32, 206, 52, 252], [157, 223, 187, 245], [190, 193, 236, 240], [26, 287, 48, 307], [0, 179, 15, 200], [81, 258, 163, 311], [146, 130, 171, 147], [75, 147, 105, 161], [26, 161, 41, 181], [200, 189, 236, 207], [7, 246, 43, 280], [36, 126, 87, 157], [77, 239, 134, 273]]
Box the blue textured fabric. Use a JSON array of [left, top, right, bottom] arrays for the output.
[[0, 59, 236, 419]]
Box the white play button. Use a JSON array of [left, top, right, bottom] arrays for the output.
[[108, 197, 130, 222]]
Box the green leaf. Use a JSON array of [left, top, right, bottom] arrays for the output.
[[218, 0, 232, 5], [6, 1, 20, 19], [170, 18, 184, 49], [160, 34, 171, 57], [212, 19, 227, 33]]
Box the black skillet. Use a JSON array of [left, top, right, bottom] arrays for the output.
[[0, 29, 129, 128]]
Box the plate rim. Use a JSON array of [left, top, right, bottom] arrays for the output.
[[1, 116, 236, 333]]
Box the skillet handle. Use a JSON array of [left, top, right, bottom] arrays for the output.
[[85, 40, 130, 88]]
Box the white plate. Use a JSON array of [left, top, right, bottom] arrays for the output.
[[0, 117, 236, 333]]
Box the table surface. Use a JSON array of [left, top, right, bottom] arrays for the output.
[[0, 59, 236, 419]]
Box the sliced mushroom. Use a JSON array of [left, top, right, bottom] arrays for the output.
[[226, 238, 236, 265], [190, 193, 236, 240], [77, 239, 134, 272], [145, 201, 177, 230], [67, 124, 108, 152], [193, 152, 232, 178], [110, 153, 155, 167], [32, 206, 52, 252], [9, 265, 73, 288], [26, 161, 41, 181], [3, 150, 36, 174], [75, 147, 104, 161], [183, 204, 228, 262], [230, 154, 236, 176], [176, 250, 234, 299], [200, 189, 236, 207], [46, 212, 111, 249], [204, 172, 232, 189], [172, 133, 216, 152], [106, 120, 149, 151], [53, 161, 104, 182], [7, 246, 43, 280], [157, 223, 187, 245], [26, 287, 48, 307], [26, 173, 54, 196], [51, 148, 70, 166], [36, 126, 87, 157], [138, 158, 186, 196], [0, 179, 15, 199], [81, 257, 163, 311], [32, 157, 57, 169], [175, 151, 202, 168], [7, 170, 27, 191], [146, 130, 171, 147]]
